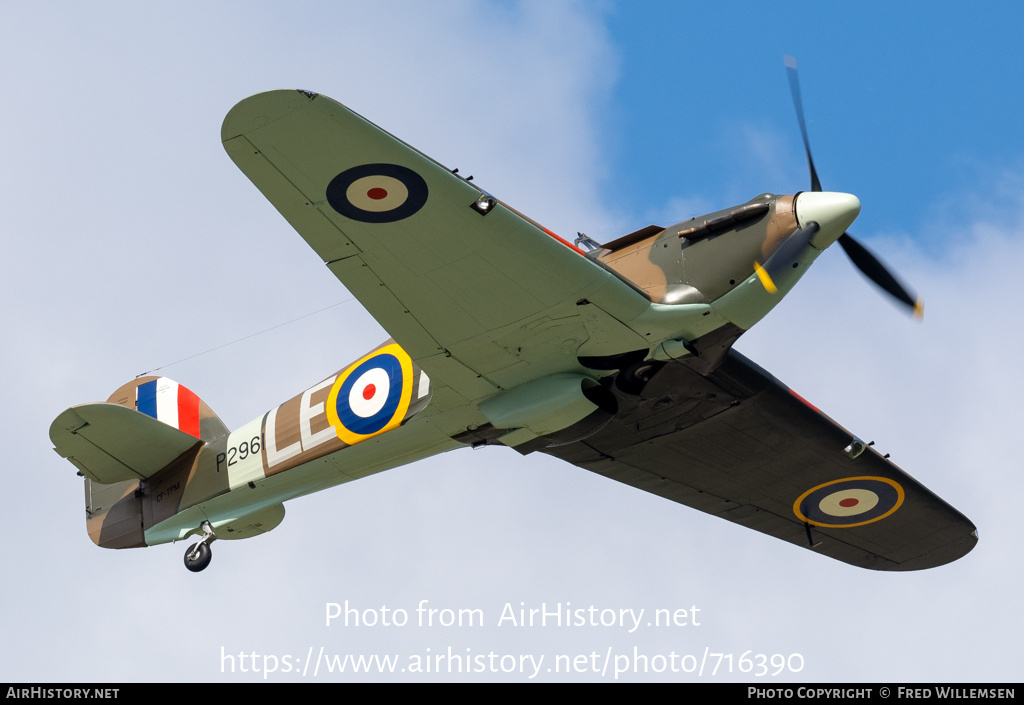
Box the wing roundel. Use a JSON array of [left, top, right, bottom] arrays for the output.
[[326, 163, 429, 223]]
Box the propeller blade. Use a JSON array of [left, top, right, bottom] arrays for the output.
[[784, 56, 822, 193], [838, 233, 924, 318], [757, 222, 821, 293], [753, 262, 778, 294], [785, 56, 923, 319]]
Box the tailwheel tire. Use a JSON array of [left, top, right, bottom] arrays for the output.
[[184, 542, 212, 572]]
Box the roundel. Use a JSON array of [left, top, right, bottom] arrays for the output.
[[326, 163, 428, 223], [326, 343, 414, 446], [793, 476, 905, 528]]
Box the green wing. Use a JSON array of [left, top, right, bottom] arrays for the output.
[[222, 90, 649, 403]]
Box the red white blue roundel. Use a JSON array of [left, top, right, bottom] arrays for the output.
[[326, 163, 428, 223], [793, 476, 905, 528], [327, 344, 413, 445]]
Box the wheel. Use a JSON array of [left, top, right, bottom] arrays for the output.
[[183, 542, 212, 572]]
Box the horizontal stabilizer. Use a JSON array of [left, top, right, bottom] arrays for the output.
[[50, 403, 203, 484]]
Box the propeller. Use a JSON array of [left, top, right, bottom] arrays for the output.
[[756, 222, 819, 293], [784, 56, 923, 319]]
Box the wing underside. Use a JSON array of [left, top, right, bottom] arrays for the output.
[[542, 350, 977, 571], [221, 90, 649, 404]]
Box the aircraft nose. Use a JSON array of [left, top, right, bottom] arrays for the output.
[[796, 191, 861, 250]]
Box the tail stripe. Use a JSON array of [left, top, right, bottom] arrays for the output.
[[155, 380, 180, 429], [176, 385, 201, 438], [137, 380, 158, 419]]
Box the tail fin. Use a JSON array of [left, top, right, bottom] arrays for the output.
[[105, 376, 228, 443], [50, 377, 227, 549]]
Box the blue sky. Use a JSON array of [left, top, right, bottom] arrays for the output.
[[2, 1, 1021, 683], [606, 2, 1024, 241]]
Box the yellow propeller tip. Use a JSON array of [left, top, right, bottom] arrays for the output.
[[753, 261, 778, 294], [913, 299, 924, 320]]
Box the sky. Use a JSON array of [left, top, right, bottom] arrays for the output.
[[2, 1, 1021, 683]]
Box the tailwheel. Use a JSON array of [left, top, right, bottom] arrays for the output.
[[184, 542, 212, 572]]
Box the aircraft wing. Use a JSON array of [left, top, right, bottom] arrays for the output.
[[542, 350, 978, 571], [222, 90, 650, 404]]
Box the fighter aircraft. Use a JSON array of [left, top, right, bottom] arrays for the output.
[[49, 63, 977, 572]]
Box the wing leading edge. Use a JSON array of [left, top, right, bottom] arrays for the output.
[[542, 351, 977, 571]]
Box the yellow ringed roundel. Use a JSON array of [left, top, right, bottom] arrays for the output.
[[326, 343, 414, 446], [793, 476, 905, 528]]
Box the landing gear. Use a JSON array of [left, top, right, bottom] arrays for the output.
[[184, 542, 212, 572], [183, 520, 217, 572]]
